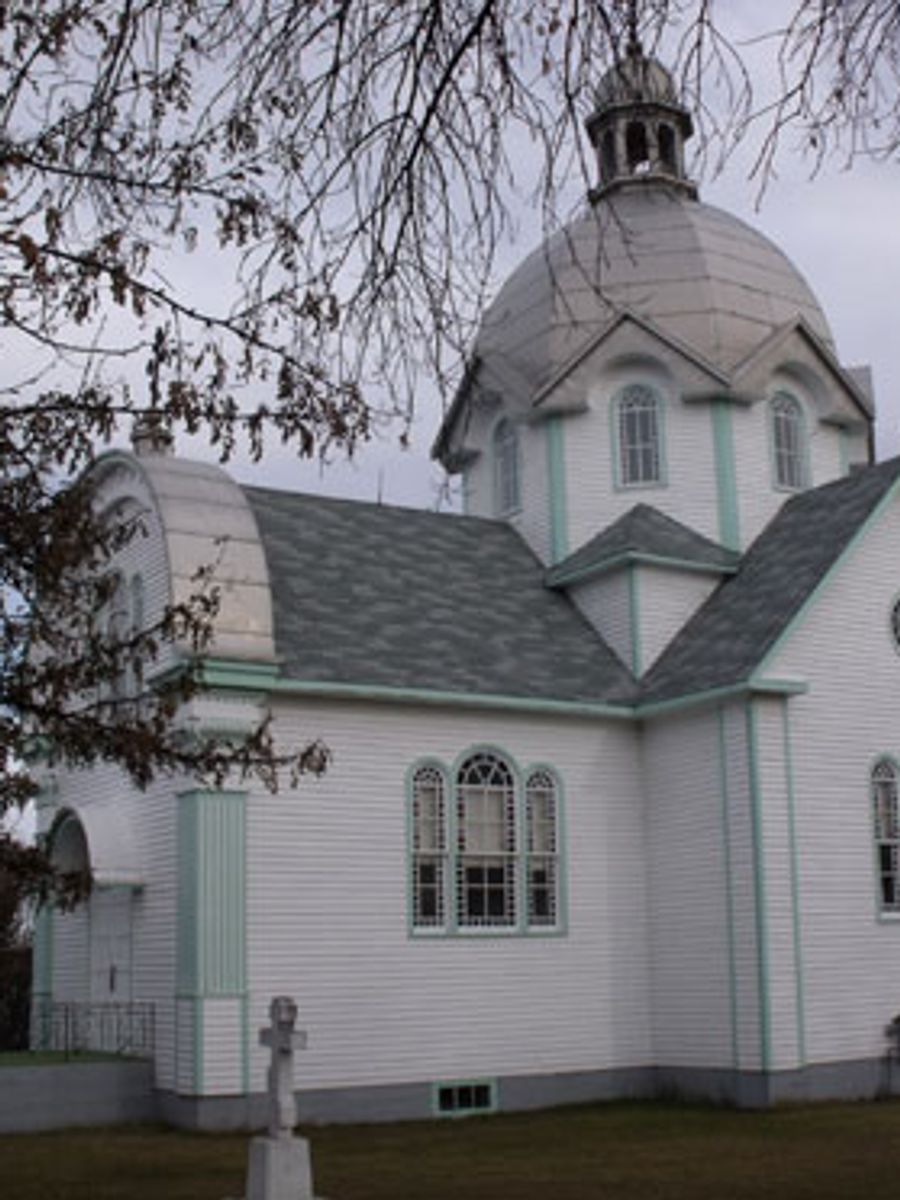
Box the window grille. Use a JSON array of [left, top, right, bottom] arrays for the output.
[[616, 384, 661, 486], [493, 419, 520, 516], [526, 770, 559, 927], [456, 753, 516, 927], [411, 765, 447, 928], [771, 392, 807, 490], [873, 759, 900, 913], [435, 1080, 495, 1116]]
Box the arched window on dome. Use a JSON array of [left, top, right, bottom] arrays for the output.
[[771, 392, 808, 491], [614, 384, 663, 488], [626, 121, 650, 173], [600, 129, 617, 182], [872, 759, 900, 913], [492, 418, 521, 516], [658, 123, 676, 171]]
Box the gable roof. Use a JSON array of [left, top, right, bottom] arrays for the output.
[[243, 486, 637, 707], [546, 504, 739, 589], [640, 457, 900, 704]]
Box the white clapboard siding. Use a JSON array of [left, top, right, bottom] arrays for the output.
[[635, 565, 720, 674], [52, 907, 90, 1002], [244, 700, 651, 1091], [642, 707, 741, 1068], [569, 573, 633, 669], [201, 998, 245, 1094], [765, 489, 900, 1066]]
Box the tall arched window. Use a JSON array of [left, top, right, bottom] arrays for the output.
[[873, 759, 900, 913], [411, 765, 447, 928], [771, 392, 807, 490], [615, 383, 663, 487], [526, 769, 559, 927], [493, 418, 520, 516], [456, 752, 516, 927]]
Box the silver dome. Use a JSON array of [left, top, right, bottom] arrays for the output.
[[476, 186, 834, 397]]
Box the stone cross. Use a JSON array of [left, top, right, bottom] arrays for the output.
[[259, 995, 308, 1139]]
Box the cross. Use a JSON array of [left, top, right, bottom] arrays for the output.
[[259, 995, 308, 1138]]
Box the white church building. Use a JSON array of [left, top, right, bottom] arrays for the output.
[[33, 50, 900, 1127]]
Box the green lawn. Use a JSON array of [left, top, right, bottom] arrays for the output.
[[4, 1100, 900, 1199]]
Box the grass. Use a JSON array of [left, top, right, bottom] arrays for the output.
[[4, 1099, 900, 1199]]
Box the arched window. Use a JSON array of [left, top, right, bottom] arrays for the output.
[[615, 383, 663, 487], [626, 121, 649, 173], [658, 123, 676, 171], [493, 418, 520, 516], [411, 765, 447, 928], [526, 769, 559, 927], [456, 752, 516, 927], [771, 392, 807, 490], [600, 129, 617, 182], [873, 760, 900, 913]]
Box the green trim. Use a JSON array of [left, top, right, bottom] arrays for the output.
[[628, 565, 642, 676], [524, 760, 568, 936], [405, 758, 451, 937], [745, 702, 771, 1073], [199, 659, 281, 690], [638, 678, 807, 720], [547, 549, 737, 591], [781, 702, 807, 1066], [546, 415, 569, 564], [755, 474, 900, 677], [717, 706, 740, 1071], [431, 1078, 498, 1118], [712, 399, 741, 551], [610, 383, 669, 493], [32, 905, 54, 1001]]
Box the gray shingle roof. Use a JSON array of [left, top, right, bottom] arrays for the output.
[[243, 487, 638, 706], [546, 503, 739, 588], [641, 457, 900, 703]]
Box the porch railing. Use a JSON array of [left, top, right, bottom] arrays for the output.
[[31, 1001, 155, 1059]]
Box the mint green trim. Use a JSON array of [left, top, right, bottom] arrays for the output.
[[628, 565, 642, 676], [431, 1078, 498, 1118], [745, 702, 771, 1073], [717, 706, 740, 1071], [638, 678, 807, 720], [610, 384, 668, 492], [177, 790, 247, 995], [755, 474, 900, 676], [548, 550, 736, 591], [32, 905, 54, 1001], [194, 1000, 204, 1095], [781, 702, 807, 1066], [199, 659, 280, 690], [712, 398, 741, 551], [546, 415, 569, 564]]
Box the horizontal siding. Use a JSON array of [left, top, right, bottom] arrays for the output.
[[637, 565, 718, 673], [52, 908, 89, 1002], [201, 998, 245, 1094], [767, 492, 900, 1067], [245, 702, 651, 1092], [570, 572, 632, 669]]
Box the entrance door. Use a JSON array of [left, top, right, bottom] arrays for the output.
[[89, 888, 133, 1050]]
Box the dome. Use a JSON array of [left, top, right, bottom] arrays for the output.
[[593, 54, 680, 109], [475, 185, 834, 395]]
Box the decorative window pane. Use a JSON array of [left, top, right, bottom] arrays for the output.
[[873, 760, 900, 913], [457, 753, 516, 927], [412, 766, 447, 928], [493, 419, 520, 516], [617, 384, 661, 486], [771, 393, 807, 490], [526, 770, 559, 927]]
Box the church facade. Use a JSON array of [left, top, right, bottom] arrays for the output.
[[33, 51, 900, 1128]]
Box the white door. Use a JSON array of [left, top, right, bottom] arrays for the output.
[[90, 887, 133, 1006]]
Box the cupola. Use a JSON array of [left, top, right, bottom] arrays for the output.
[[585, 40, 696, 200]]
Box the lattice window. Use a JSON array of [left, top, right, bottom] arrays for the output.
[[873, 759, 900, 913], [493, 418, 521, 516], [411, 765, 447, 928], [616, 384, 662, 486], [771, 392, 807, 490], [526, 769, 559, 927], [456, 753, 516, 927]]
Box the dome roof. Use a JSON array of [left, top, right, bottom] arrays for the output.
[[593, 53, 680, 109], [475, 185, 834, 396]]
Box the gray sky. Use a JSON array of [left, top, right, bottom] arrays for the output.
[[209, 7, 900, 510]]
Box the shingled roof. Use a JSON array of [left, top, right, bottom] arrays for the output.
[[546, 503, 739, 588], [243, 487, 637, 706], [641, 457, 900, 704]]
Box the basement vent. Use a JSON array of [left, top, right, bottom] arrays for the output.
[[435, 1080, 496, 1117]]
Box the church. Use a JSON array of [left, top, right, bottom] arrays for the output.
[[33, 48, 900, 1128]]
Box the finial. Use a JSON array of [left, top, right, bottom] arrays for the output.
[[625, 0, 641, 58]]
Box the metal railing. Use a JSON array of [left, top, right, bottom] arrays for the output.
[[31, 1001, 155, 1059]]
